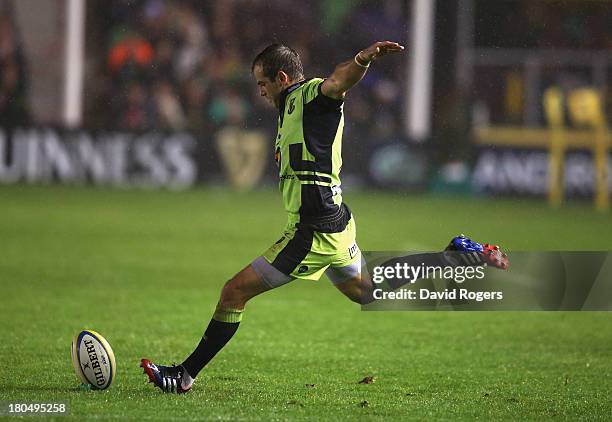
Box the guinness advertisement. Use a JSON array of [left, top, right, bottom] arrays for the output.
[[0, 127, 429, 191], [0, 127, 210, 189]]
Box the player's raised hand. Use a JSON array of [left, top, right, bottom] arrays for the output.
[[359, 41, 404, 62], [324, 40, 405, 98]]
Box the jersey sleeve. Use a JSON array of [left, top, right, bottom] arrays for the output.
[[302, 78, 344, 110]]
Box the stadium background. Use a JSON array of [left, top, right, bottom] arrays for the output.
[[2, 0, 611, 196], [1, 0, 612, 420]]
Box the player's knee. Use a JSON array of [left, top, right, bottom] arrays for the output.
[[351, 284, 376, 305], [338, 276, 374, 305], [218, 279, 247, 309], [351, 289, 373, 305]]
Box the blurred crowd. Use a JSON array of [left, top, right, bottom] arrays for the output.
[[3, 0, 611, 140], [475, 0, 612, 50], [86, 0, 408, 148], [0, 3, 29, 128]]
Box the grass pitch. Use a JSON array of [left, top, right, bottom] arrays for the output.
[[1, 184, 611, 420]]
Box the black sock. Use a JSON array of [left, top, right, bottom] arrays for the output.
[[181, 308, 242, 378]]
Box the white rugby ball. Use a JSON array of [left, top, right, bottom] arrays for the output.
[[71, 330, 116, 390]]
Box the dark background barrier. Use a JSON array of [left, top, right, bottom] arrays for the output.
[[0, 126, 432, 191]]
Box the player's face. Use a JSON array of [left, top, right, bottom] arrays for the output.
[[253, 64, 284, 107]]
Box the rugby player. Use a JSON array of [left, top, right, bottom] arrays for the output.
[[140, 41, 507, 393]]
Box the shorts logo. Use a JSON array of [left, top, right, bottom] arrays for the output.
[[298, 265, 308, 274], [348, 242, 359, 259]]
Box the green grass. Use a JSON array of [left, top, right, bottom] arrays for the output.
[[1, 184, 611, 421]]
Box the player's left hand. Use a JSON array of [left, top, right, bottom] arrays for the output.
[[359, 41, 404, 62]]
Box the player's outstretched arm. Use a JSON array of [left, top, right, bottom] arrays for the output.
[[321, 41, 404, 100]]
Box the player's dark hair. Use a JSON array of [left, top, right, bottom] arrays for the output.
[[251, 44, 304, 82]]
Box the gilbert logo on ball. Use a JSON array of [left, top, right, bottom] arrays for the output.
[[71, 330, 116, 390]]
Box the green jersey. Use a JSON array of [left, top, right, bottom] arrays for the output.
[[275, 78, 349, 230]]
